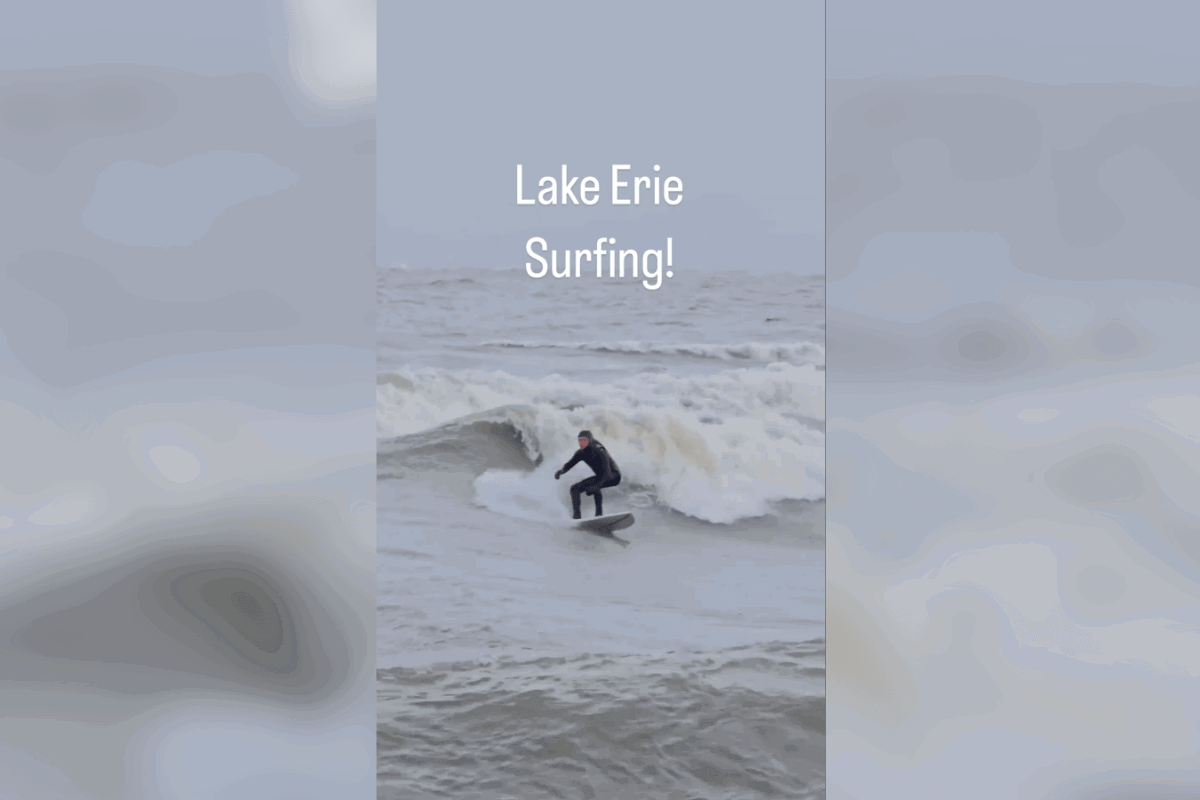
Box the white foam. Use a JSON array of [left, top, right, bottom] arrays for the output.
[[381, 364, 826, 523], [378, 362, 825, 438], [474, 467, 570, 522]]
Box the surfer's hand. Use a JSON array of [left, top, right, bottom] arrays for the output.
[[554, 470, 562, 480]]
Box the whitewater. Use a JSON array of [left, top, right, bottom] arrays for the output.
[[376, 267, 825, 799]]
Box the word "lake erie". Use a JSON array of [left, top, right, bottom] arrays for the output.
[[517, 165, 683, 206]]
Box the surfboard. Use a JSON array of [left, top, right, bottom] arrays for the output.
[[573, 512, 634, 546]]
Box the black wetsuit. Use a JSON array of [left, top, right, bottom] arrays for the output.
[[560, 440, 621, 518]]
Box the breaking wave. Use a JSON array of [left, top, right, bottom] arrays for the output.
[[377, 364, 824, 524]]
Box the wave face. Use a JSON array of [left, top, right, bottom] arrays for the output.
[[378, 362, 824, 524]]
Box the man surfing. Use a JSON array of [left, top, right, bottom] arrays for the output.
[[555, 430, 621, 519]]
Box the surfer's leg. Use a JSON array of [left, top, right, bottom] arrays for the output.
[[593, 475, 619, 517], [570, 478, 595, 520]]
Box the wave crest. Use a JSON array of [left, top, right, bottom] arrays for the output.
[[481, 339, 825, 366], [377, 366, 825, 523]]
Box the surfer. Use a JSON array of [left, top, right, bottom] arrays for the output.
[[555, 430, 621, 519]]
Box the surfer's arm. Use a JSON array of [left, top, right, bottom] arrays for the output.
[[555, 450, 584, 479]]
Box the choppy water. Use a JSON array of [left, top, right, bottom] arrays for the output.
[[377, 268, 825, 799]]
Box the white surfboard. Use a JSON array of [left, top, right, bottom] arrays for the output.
[[573, 512, 634, 545]]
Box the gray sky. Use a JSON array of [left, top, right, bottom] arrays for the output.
[[379, 1, 825, 273]]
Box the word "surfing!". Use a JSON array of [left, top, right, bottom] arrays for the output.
[[517, 164, 681, 291]]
